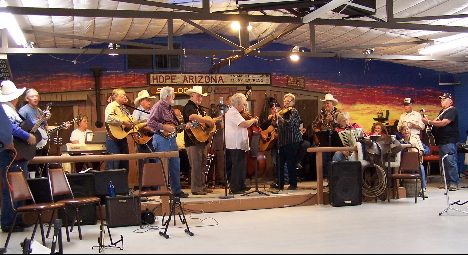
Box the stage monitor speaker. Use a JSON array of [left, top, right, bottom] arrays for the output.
[[329, 161, 362, 207], [27, 178, 52, 204], [105, 195, 140, 228], [90, 169, 129, 197], [58, 173, 97, 225]]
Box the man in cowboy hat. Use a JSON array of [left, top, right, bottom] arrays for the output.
[[183, 86, 215, 195], [311, 93, 341, 183], [132, 89, 158, 177], [422, 93, 460, 191], [397, 97, 424, 138], [0, 80, 37, 233]]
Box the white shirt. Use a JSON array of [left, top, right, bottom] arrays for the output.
[[70, 128, 92, 144], [398, 110, 424, 136], [225, 107, 249, 151]]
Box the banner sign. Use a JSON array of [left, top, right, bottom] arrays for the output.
[[148, 73, 271, 85]]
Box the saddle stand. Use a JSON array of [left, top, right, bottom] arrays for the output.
[[159, 197, 194, 239], [439, 153, 468, 215]]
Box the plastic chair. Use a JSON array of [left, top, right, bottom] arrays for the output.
[[47, 168, 103, 241], [3, 168, 68, 251], [390, 147, 425, 203]]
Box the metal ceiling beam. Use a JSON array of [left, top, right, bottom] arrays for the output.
[[115, 0, 201, 12], [22, 29, 166, 49], [319, 40, 434, 52], [1, 47, 466, 62], [0, 6, 301, 23], [209, 23, 303, 73], [182, 19, 242, 50], [309, 19, 468, 33], [395, 14, 468, 22]]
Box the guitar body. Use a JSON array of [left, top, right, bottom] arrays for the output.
[[13, 119, 43, 161], [259, 125, 277, 152], [131, 131, 153, 145], [159, 122, 186, 139], [105, 116, 147, 141], [186, 118, 217, 143]]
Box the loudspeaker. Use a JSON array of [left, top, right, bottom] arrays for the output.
[[91, 169, 129, 197], [329, 161, 362, 207], [106, 196, 140, 228], [59, 173, 97, 225]]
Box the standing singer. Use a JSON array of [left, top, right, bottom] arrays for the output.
[[311, 93, 341, 183]]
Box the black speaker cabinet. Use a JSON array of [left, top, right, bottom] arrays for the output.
[[90, 169, 129, 197], [27, 178, 52, 204], [59, 173, 97, 225], [105, 195, 140, 228], [329, 161, 362, 207]]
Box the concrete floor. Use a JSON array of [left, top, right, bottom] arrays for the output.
[[1, 175, 468, 254]]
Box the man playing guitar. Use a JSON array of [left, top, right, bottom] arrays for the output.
[[183, 86, 216, 196], [104, 88, 133, 171], [147, 86, 190, 198], [132, 89, 157, 179], [19, 88, 70, 177]]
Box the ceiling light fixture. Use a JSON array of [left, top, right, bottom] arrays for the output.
[[108, 43, 120, 56], [290, 46, 300, 61], [0, 0, 27, 47], [231, 21, 252, 31]]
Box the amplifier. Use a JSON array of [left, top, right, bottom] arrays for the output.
[[90, 169, 129, 197], [105, 196, 140, 228]]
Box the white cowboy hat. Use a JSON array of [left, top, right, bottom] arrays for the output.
[[185, 86, 207, 96], [134, 89, 157, 105], [320, 93, 339, 106], [0, 80, 26, 102]]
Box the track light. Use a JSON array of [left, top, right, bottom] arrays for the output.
[[290, 46, 300, 61], [108, 43, 120, 56]]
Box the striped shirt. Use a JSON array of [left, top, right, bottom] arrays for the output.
[[277, 108, 303, 147]]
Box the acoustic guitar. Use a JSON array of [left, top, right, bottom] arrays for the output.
[[159, 121, 187, 139], [259, 125, 277, 152], [14, 104, 51, 161], [105, 115, 147, 141], [185, 117, 217, 143]]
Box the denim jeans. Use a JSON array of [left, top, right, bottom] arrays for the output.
[[1, 150, 26, 228], [278, 142, 300, 188], [105, 136, 129, 170], [152, 134, 183, 195], [439, 143, 459, 186]]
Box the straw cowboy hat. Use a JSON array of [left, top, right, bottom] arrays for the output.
[[134, 89, 157, 105], [0, 80, 26, 102], [320, 93, 339, 106], [185, 86, 207, 96]]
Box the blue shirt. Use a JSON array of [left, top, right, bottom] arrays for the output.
[[0, 106, 13, 151]]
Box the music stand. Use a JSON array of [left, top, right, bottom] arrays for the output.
[[242, 134, 270, 196]]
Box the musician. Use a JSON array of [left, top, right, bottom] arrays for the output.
[[147, 86, 189, 198], [311, 93, 341, 182], [69, 115, 100, 171], [19, 88, 70, 177], [174, 107, 191, 180], [398, 125, 428, 198], [0, 80, 36, 233], [183, 86, 215, 195], [276, 93, 303, 190], [397, 98, 424, 138], [368, 122, 387, 136], [132, 89, 157, 175], [422, 93, 460, 191], [260, 101, 281, 188], [332, 112, 366, 162], [225, 93, 258, 194], [104, 88, 131, 171]]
